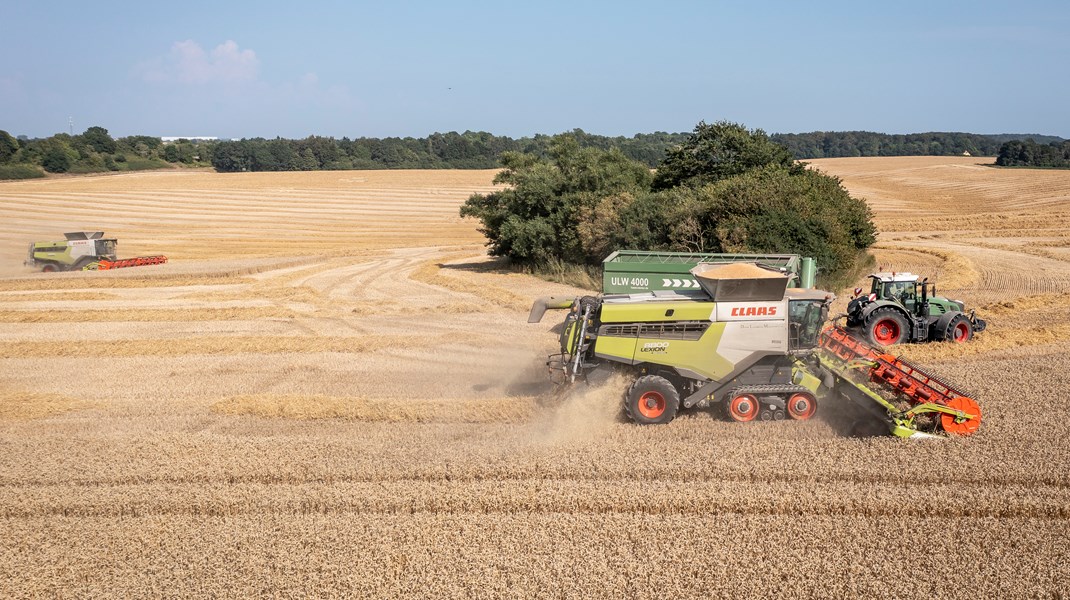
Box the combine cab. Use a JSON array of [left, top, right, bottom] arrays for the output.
[[25, 232, 166, 272], [845, 272, 986, 345], [530, 261, 982, 438]]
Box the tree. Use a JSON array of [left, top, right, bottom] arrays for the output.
[[653, 121, 800, 190], [460, 135, 652, 265], [0, 130, 18, 164], [42, 145, 72, 173], [80, 126, 117, 154]]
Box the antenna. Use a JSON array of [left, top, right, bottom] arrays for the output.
[[68, 117, 73, 135]]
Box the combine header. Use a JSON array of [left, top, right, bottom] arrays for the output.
[[530, 254, 982, 439], [808, 326, 981, 438], [84, 255, 168, 270]]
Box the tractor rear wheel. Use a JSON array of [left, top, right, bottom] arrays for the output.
[[624, 375, 680, 425], [865, 308, 909, 346], [944, 315, 974, 343]]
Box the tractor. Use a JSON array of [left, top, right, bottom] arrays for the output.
[[845, 272, 986, 346]]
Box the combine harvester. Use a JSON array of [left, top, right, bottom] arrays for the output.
[[529, 253, 981, 438], [25, 232, 167, 272]]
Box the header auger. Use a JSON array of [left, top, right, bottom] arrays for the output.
[[530, 255, 982, 439]]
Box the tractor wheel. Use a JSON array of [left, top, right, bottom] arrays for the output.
[[865, 308, 909, 346], [40, 263, 59, 273], [727, 393, 759, 422], [624, 375, 680, 425], [944, 315, 974, 343], [786, 392, 818, 420]]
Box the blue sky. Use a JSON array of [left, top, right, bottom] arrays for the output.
[[2, 1, 1068, 139]]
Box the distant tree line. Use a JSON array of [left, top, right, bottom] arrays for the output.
[[772, 131, 1065, 159], [207, 130, 688, 172], [3, 126, 1066, 180], [0, 126, 204, 180], [995, 139, 1070, 168]]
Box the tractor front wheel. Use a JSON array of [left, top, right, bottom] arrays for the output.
[[945, 315, 974, 343], [624, 375, 680, 425], [865, 308, 909, 346]]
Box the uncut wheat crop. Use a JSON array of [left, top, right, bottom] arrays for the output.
[[1, 159, 1069, 598]]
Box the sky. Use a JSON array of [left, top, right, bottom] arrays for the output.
[[2, 0, 1068, 140]]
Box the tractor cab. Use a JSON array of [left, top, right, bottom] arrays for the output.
[[865, 272, 965, 319]]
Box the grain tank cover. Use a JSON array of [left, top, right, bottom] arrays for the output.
[[691, 262, 789, 301], [64, 232, 105, 240]]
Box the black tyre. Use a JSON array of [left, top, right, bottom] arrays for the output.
[[864, 307, 909, 346], [944, 314, 974, 343], [624, 375, 680, 425], [40, 263, 59, 273]]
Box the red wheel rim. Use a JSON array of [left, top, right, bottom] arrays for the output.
[[873, 318, 901, 345], [787, 393, 817, 420], [941, 396, 981, 436], [953, 322, 970, 343], [728, 394, 758, 422], [637, 391, 666, 419]]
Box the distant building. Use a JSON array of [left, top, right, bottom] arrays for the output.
[[161, 136, 219, 143]]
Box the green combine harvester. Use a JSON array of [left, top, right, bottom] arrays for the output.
[[529, 253, 981, 438]]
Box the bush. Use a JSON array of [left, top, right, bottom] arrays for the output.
[[0, 164, 45, 180]]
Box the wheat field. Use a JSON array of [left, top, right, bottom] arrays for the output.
[[1, 159, 1068, 598]]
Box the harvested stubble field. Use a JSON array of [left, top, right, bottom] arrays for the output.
[[1, 158, 1069, 598]]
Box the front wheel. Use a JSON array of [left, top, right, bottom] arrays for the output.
[[624, 375, 680, 425], [945, 315, 974, 343]]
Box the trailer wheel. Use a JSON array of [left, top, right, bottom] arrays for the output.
[[865, 308, 908, 346], [624, 375, 679, 425], [945, 315, 973, 343]]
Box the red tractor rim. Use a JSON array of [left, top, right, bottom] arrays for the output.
[[953, 322, 970, 342], [787, 393, 816, 420], [873, 318, 901, 345], [637, 391, 666, 419], [729, 394, 758, 422]]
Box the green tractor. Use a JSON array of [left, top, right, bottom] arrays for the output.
[[845, 272, 986, 346]]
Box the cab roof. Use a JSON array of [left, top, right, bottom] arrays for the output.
[[869, 272, 919, 283]]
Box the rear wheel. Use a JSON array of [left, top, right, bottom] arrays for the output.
[[945, 315, 973, 343], [40, 263, 59, 273], [865, 308, 909, 346], [624, 375, 680, 425]]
